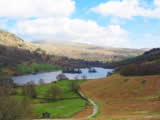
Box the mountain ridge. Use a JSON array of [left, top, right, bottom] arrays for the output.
[[33, 40, 147, 62]]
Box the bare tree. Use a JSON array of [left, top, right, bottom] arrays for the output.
[[74, 75, 79, 80], [71, 81, 80, 93], [39, 79, 44, 85], [82, 75, 87, 80], [0, 86, 33, 120], [22, 81, 37, 99]]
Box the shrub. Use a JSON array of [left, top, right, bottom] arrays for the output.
[[124, 79, 129, 82], [141, 80, 146, 84]]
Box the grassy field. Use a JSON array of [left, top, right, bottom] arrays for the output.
[[16, 63, 61, 74], [15, 80, 88, 118], [80, 74, 160, 120], [0, 63, 62, 75]]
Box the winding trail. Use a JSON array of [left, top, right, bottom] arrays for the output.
[[79, 92, 98, 118], [35, 92, 98, 120]]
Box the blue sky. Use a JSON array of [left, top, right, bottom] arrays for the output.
[[0, 0, 160, 48]]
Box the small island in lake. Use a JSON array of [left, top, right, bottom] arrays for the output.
[[63, 67, 82, 73], [88, 68, 97, 73]]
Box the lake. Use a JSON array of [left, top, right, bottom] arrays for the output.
[[12, 67, 113, 85]]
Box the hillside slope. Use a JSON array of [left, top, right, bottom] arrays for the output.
[[109, 48, 160, 76], [33, 40, 146, 62], [0, 30, 105, 75], [0, 30, 37, 51], [80, 74, 160, 120]]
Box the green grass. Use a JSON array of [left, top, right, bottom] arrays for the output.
[[35, 98, 87, 118], [0, 67, 8, 72], [16, 63, 61, 74], [0, 75, 11, 78], [15, 80, 88, 118], [92, 101, 103, 118]]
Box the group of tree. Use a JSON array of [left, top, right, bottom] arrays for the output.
[[45, 81, 80, 101], [0, 82, 33, 120], [70, 81, 80, 93], [45, 85, 64, 101], [56, 74, 69, 81], [22, 81, 37, 99], [120, 63, 160, 76]]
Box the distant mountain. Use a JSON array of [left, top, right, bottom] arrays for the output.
[[33, 40, 146, 62]]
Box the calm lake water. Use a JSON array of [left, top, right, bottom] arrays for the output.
[[12, 67, 113, 85]]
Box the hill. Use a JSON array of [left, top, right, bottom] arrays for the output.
[[80, 74, 160, 120], [109, 48, 160, 76], [0, 29, 38, 51], [33, 40, 146, 62], [0, 30, 104, 75]]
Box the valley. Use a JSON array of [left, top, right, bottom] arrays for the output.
[[0, 0, 160, 120], [34, 40, 146, 62], [0, 30, 160, 120]]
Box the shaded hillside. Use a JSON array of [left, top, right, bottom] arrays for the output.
[[109, 48, 160, 76], [80, 74, 160, 119], [0, 30, 104, 75], [33, 40, 146, 62]]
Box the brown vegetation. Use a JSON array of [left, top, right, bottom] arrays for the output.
[[0, 84, 33, 120], [80, 74, 160, 119], [120, 63, 160, 76], [34, 40, 145, 62], [22, 81, 37, 99]]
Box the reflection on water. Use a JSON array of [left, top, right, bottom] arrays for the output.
[[12, 67, 113, 85]]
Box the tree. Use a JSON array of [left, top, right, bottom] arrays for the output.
[[0, 86, 33, 120], [71, 81, 80, 93], [56, 73, 69, 80], [39, 79, 44, 85], [74, 75, 79, 80], [81, 75, 87, 80], [22, 81, 37, 99], [46, 85, 64, 101]]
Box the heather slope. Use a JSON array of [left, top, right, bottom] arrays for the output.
[[80, 74, 160, 119], [111, 48, 160, 76]]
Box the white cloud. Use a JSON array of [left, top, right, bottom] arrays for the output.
[[155, 0, 160, 7], [12, 17, 130, 47], [92, 0, 160, 19], [0, 0, 75, 18]]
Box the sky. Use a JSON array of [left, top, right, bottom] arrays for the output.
[[0, 0, 160, 48]]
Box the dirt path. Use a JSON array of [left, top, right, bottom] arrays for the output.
[[79, 92, 98, 119], [35, 92, 98, 120]]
